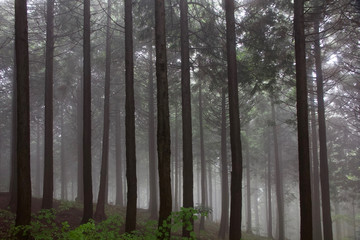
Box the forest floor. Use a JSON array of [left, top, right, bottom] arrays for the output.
[[0, 192, 271, 240]]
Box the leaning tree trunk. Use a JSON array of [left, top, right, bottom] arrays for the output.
[[14, 0, 32, 236], [42, 0, 54, 210], [94, 0, 112, 221], [314, 15, 333, 240], [124, 0, 137, 232], [180, 0, 194, 237], [294, 0, 314, 238], [155, 0, 172, 237], [225, 0, 244, 239], [82, 0, 93, 224], [218, 88, 229, 239]]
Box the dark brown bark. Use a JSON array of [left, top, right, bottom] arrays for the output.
[[225, 0, 244, 238], [199, 78, 207, 231], [310, 75, 322, 240], [125, 0, 137, 232], [314, 16, 333, 240], [115, 102, 123, 207], [294, 0, 313, 239], [95, 0, 112, 221], [42, 0, 54, 210], [218, 88, 229, 239], [155, 0, 172, 237], [270, 99, 284, 240], [148, 41, 158, 219], [245, 139, 251, 233], [82, 0, 93, 223], [180, 0, 194, 237], [14, 0, 32, 234]]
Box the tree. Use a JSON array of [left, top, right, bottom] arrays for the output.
[[42, 0, 54, 210], [180, 0, 194, 236], [115, 102, 123, 207], [125, 0, 137, 232], [94, 0, 112, 221], [14, 0, 32, 236], [294, 0, 313, 239], [225, 0, 244, 239], [155, 0, 172, 237], [82, 0, 93, 224]]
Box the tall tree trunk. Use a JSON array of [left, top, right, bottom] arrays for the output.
[[60, 106, 66, 200], [314, 16, 333, 240], [95, 0, 112, 221], [155, 0, 172, 237], [36, 120, 41, 197], [124, 0, 137, 232], [225, 0, 244, 238], [218, 88, 229, 239], [245, 139, 252, 233], [199, 78, 207, 231], [310, 74, 322, 240], [180, 0, 194, 236], [82, 0, 93, 223], [42, 0, 54, 210], [294, 0, 313, 238], [266, 130, 273, 239], [14, 0, 32, 234], [254, 176, 260, 236], [271, 98, 284, 240], [115, 102, 123, 206], [208, 162, 213, 221], [174, 104, 179, 212], [77, 80, 83, 202], [148, 41, 158, 219]]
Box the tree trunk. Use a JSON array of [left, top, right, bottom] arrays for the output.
[[294, 0, 313, 238], [42, 0, 54, 210], [314, 16, 333, 240], [225, 0, 244, 238], [155, 0, 172, 237], [271, 98, 284, 240], [174, 104, 179, 212], [218, 88, 229, 239], [115, 102, 123, 207], [95, 0, 112, 221], [14, 0, 32, 234], [148, 41, 158, 219], [254, 176, 260, 236], [245, 139, 252, 233], [124, 0, 137, 232], [310, 73, 322, 240], [36, 120, 41, 198], [180, 0, 194, 237], [82, 0, 93, 223], [266, 130, 273, 239], [199, 78, 207, 231], [60, 106, 66, 200]]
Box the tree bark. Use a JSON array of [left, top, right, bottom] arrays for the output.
[[225, 0, 244, 239], [245, 139, 252, 233], [14, 0, 32, 235], [294, 0, 313, 238], [174, 104, 179, 212], [115, 101, 123, 207], [314, 16, 333, 240], [266, 130, 273, 239], [60, 106, 66, 200], [95, 0, 112, 221], [180, 0, 194, 237], [77, 79, 83, 202], [218, 88, 229, 239], [155, 0, 172, 237], [42, 0, 54, 210], [124, 0, 137, 233], [82, 0, 93, 223], [148, 41, 158, 219]]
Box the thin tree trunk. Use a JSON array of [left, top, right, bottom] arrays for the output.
[[36, 120, 41, 198], [267, 130, 273, 239], [218, 88, 229, 239], [82, 0, 93, 223], [271, 98, 284, 240], [115, 102, 123, 207], [174, 104, 179, 212], [124, 0, 137, 232], [199, 78, 207, 231], [60, 106, 66, 200], [155, 0, 172, 237], [15, 0, 32, 234], [77, 80, 83, 202], [225, 0, 244, 238], [254, 175, 260, 236], [42, 0, 54, 210], [95, 0, 112, 221], [208, 163, 213, 221], [314, 16, 333, 240], [245, 139, 252, 233], [294, 0, 313, 238], [180, 0, 194, 236], [148, 41, 158, 219]]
